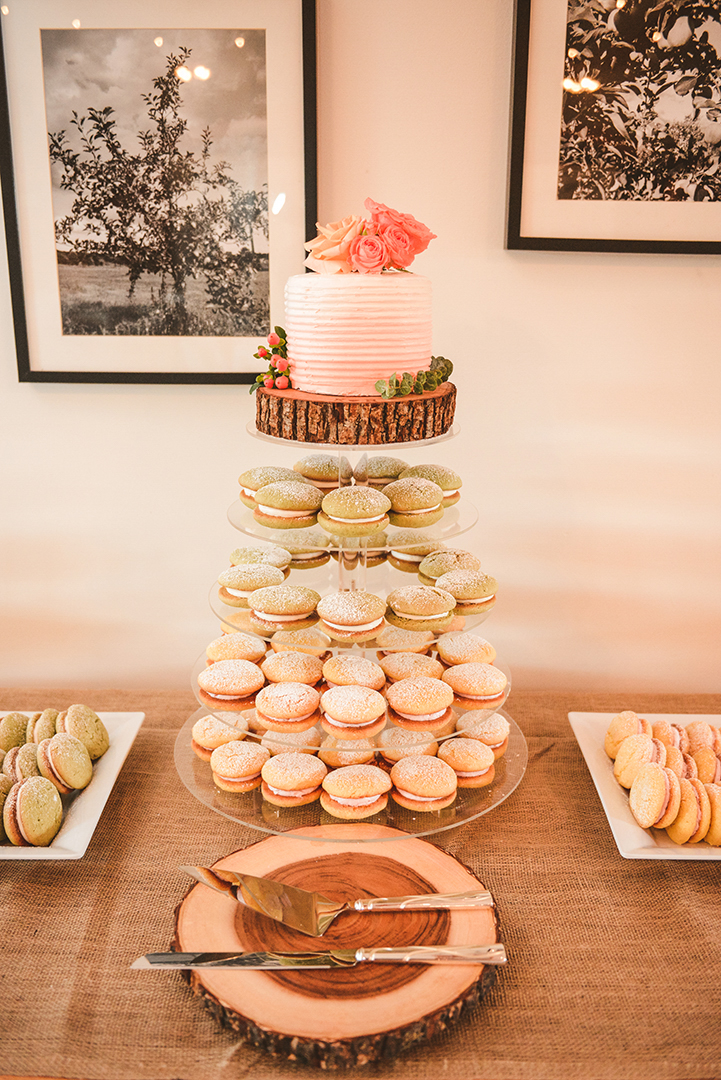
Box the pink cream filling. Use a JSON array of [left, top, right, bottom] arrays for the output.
[[457, 689, 505, 701], [325, 513, 386, 525], [395, 788, 450, 803], [455, 766, 493, 778], [326, 793, 383, 806], [266, 783, 320, 797], [259, 708, 317, 724], [253, 610, 310, 623], [322, 617, 384, 633], [323, 714, 382, 729], [394, 708, 447, 722], [214, 770, 261, 783], [653, 772, 671, 826], [256, 505, 315, 518]]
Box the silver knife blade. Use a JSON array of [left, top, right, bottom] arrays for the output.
[[131, 943, 507, 970]]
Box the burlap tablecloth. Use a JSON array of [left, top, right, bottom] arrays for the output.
[[1, 688, 720, 1080]]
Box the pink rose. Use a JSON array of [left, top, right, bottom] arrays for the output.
[[349, 233, 389, 273], [380, 223, 414, 269], [364, 198, 436, 256], [304, 214, 365, 274]]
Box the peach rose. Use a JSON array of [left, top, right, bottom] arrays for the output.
[[380, 223, 414, 269], [364, 198, 436, 257], [304, 214, 365, 274], [349, 233, 389, 273]]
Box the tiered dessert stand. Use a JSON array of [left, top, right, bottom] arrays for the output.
[[175, 422, 527, 842]]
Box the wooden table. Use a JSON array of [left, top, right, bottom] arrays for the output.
[[2, 687, 720, 1080]]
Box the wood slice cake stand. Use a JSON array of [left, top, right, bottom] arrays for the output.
[[174, 823, 500, 1069], [255, 381, 457, 445]]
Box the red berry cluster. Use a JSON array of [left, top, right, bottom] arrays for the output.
[[250, 327, 291, 394]]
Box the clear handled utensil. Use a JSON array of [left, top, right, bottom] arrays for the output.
[[180, 865, 495, 937]]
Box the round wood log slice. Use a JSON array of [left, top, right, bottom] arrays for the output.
[[254, 381, 457, 445], [173, 823, 500, 1069]]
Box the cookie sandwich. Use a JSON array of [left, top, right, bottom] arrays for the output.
[[442, 662, 508, 709], [37, 733, 93, 794], [613, 734, 667, 789], [279, 530, 331, 569], [191, 715, 247, 762], [376, 727, 439, 765], [252, 481, 324, 530], [261, 751, 327, 807], [3, 744, 40, 784], [269, 626, 332, 659], [229, 544, 292, 577], [318, 487, 391, 537], [322, 654, 386, 692], [26, 709, 60, 744], [318, 736, 377, 768], [417, 549, 481, 586], [238, 466, 310, 509], [666, 777, 711, 844], [248, 584, 321, 634], [378, 651, 444, 683], [316, 590, 386, 642], [385, 584, 456, 633], [3, 776, 63, 847], [604, 711, 654, 760], [261, 650, 324, 686], [628, 762, 682, 830], [386, 676, 455, 732], [456, 712, 510, 759], [254, 683, 322, 733], [438, 738, 496, 788], [320, 685, 387, 740], [210, 741, 270, 793], [387, 533, 444, 574], [399, 464, 462, 507], [293, 453, 353, 490], [262, 727, 322, 756], [205, 632, 267, 665], [435, 570, 498, 616], [375, 625, 435, 655], [383, 477, 445, 529], [196, 658, 265, 711], [217, 563, 285, 608], [56, 705, 110, 761], [320, 764, 392, 819], [390, 756, 458, 812], [436, 632, 496, 667], [361, 456, 409, 488]]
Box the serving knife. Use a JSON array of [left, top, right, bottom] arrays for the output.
[[180, 865, 495, 937], [132, 943, 507, 971]]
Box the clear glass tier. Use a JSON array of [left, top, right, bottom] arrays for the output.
[[246, 421, 460, 453], [174, 706, 526, 842], [191, 650, 511, 732], [226, 499, 479, 548], [209, 582, 496, 640]]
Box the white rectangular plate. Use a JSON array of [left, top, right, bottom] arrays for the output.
[[1, 711, 144, 859], [569, 713, 720, 860]]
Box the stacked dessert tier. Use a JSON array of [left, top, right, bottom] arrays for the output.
[[175, 199, 527, 839]]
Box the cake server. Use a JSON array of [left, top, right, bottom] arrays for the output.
[[132, 943, 507, 970], [180, 865, 495, 937]]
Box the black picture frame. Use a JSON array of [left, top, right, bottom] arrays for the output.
[[0, 0, 317, 383], [507, 0, 721, 254]]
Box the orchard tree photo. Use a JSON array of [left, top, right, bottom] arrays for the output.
[[559, 0, 721, 200], [42, 29, 269, 336]]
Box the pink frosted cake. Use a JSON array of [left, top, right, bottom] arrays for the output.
[[253, 198, 455, 444], [284, 272, 432, 397]]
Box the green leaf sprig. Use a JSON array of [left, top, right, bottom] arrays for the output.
[[375, 355, 453, 399]]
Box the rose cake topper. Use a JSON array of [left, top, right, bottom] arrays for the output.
[[304, 198, 437, 275]]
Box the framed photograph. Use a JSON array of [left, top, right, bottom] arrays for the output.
[[507, 0, 721, 252], [0, 0, 316, 383]]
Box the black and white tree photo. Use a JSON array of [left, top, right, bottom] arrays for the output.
[[42, 28, 269, 336], [559, 1, 721, 201]]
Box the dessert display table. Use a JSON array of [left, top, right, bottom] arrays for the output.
[[2, 686, 720, 1080]]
